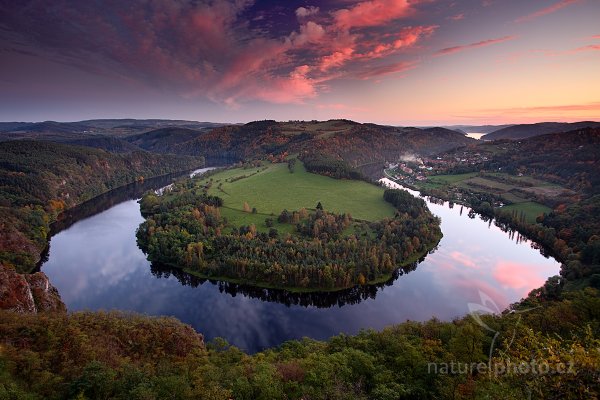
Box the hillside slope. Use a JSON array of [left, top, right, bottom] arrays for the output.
[[482, 121, 600, 140], [125, 127, 204, 153], [0, 140, 204, 271], [124, 120, 475, 167]]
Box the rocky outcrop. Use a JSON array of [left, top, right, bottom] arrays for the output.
[[0, 264, 65, 313]]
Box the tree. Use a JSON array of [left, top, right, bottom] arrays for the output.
[[358, 273, 366, 285], [316, 201, 323, 210], [288, 158, 296, 173], [299, 208, 308, 219], [278, 209, 291, 223]]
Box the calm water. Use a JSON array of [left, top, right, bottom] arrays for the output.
[[41, 174, 560, 352], [466, 132, 485, 140]]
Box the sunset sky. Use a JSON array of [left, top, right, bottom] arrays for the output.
[[1, 0, 599, 125]]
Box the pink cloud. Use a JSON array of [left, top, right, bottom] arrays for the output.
[[514, 0, 580, 23], [318, 47, 356, 72], [449, 251, 479, 269], [289, 21, 326, 46], [355, 61, 417, 79], [572, 44, 600, 52], [451, 278, 509, 310], [436, 35, 516, 56], [447, 13, 465, 21], [314, 24, 436, 76], [494, 261, 546, 295], [363, 25, 437, 58], [333, 0, 416, 30]]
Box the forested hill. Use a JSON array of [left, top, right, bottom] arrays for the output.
[[1, 120, 474, 170], [123, 120, 475, 165], [482, 121, 600, 140], [440, 127, 600, 195], [124, 127, 204, 153], [0, 140, 204, 272]]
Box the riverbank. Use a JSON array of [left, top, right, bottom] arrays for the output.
[[0, 140, 205, 273], [380, 175, 565, 263]]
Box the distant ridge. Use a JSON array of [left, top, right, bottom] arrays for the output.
[[441, 124, 514, 134], [125, 127, 204, 153], [482, 121, 600, 140]]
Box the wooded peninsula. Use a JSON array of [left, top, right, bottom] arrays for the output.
[[136, 158, 442, 291]]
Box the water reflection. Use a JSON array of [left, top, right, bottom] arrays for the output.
[[40, 175, 561, 352], [149, 260, 423, 308], [51, 174, 186, 234]]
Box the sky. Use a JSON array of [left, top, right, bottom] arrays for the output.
[[0, 0, 599, 125]]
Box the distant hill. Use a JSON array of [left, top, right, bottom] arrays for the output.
[[482, 121, 600, 140], [0, 122, 29, 132], [0, 119, 228, 140], [79, 119, 226, 130], [61, 136, 142, 153], [124, 127, 204, 153], [0, 118, 475, 170], [7, 121, 95, 134], [442, 124, 514, 134], [135, 120, 476, 167], [422, 127, 467, 136]]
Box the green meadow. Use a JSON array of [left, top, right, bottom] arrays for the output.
[[196, 161, 395, 230], [500, 202, 552, 223]]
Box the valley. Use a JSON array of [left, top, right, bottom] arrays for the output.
[[0, 118, 598, 399]]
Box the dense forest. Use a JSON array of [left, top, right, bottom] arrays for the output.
[[136, 180, 441, 290], [300, 152, 366, 181], [0, 140, 204, 272]]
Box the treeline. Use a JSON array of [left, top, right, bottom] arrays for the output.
[[0, 140, 204, 272], [0, 284, 597, 399], [383, 188, 431, 218], [300, 152, 365, 180], [136, 185, 441, 290]]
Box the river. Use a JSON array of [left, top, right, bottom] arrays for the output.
[[40, 171, 560, 352]]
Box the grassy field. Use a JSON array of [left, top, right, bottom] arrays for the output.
[[196, 161, 396, 229], [500, 202, 552, 223], [417, 172, 478, 190]]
